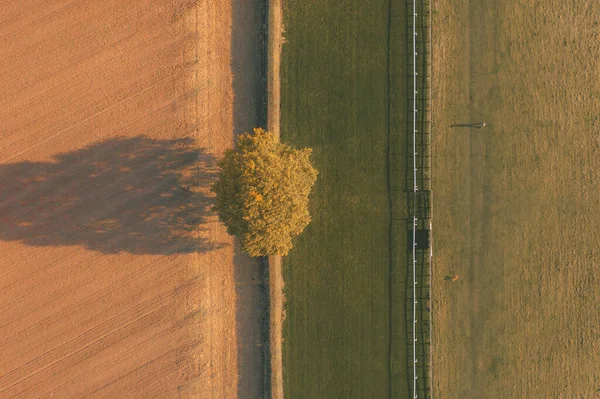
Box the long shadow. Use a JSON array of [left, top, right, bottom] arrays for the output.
[[231, 0, 269, 397], [402, 0, 433, 397], [232, 1, 268, 136], [0, 136, 224, 255]]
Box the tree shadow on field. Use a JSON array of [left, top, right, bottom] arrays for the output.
[[0, 136, 224, 254]]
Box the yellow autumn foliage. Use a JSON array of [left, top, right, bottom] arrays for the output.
[[212, 128, 318, 256]]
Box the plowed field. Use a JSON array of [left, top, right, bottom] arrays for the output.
[[0, 1, 265, 398]]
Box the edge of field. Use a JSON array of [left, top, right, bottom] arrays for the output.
[[266, 1, 284, 399]]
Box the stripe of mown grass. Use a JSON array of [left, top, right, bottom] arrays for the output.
[[280, 0, 408, 398]]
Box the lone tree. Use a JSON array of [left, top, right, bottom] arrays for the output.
[[212, 128, 318, 257]]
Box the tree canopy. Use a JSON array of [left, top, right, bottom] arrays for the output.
[[212, 128, 318, 257]]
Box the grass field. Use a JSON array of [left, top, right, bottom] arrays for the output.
[[432, 0, 600, 397], [280, 1, 408, 397]]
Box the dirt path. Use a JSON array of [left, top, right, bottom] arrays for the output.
[[0, 1, 265, 398], [266, 1, 284, 398]]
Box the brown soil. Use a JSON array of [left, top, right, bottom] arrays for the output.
[[0, 1, 265, 398], [266, 0, 284, 398]]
